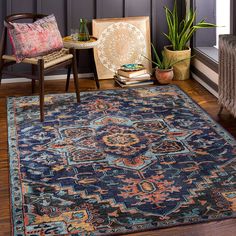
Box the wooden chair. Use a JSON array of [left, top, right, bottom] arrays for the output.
[[0, 13, 80, 122]]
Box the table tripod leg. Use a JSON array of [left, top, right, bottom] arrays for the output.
[[89, 49, 100, 89], [65, 66, 71, 92]]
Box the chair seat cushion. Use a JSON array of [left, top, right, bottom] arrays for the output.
[[8, 14, 63, 63], [2, 48, 73, 69]]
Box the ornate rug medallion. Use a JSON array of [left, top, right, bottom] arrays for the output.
[[8, 86, 236, 235]]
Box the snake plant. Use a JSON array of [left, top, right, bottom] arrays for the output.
[[164, 0, 217, 51]]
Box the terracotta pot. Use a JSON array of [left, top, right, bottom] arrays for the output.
[[155, 67, 174, 84], [164, 46, 191, 81]]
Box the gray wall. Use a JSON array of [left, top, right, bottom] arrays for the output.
[[0, 0, 183, 75]]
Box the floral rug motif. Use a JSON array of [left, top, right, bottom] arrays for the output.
[[8, 85, 236, 235]]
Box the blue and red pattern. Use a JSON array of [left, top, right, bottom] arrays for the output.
[[8, 85, 236, 235]]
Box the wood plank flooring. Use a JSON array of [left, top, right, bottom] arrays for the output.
[[1, 77, 236, 236]]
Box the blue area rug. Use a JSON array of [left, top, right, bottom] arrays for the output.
[[8, 85, 236, 235]]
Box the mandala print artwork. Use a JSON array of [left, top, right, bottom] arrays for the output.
[[93, 17, 152, 79], [97, 22, 146, 72], [8, 85, 236, 235]]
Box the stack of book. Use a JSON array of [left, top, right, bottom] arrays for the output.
[[114, 67, 154, 88]]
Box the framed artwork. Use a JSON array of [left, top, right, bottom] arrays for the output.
[[92, 16, 152, 80]]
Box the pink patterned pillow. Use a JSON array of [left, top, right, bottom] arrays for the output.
[[8, 14, 63, 63]]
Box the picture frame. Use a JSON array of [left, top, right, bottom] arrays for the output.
[[92, 16, 152, 80]]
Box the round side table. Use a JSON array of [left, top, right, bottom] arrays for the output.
[[63, 36, 100, 89]]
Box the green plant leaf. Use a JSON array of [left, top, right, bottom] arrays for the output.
[[165, 7, 174, 44], [178, 10, 196, 50], [194, 22, 217, 28], [173, 0, 179, 49], [142, 54, 161, 68], [169, 55, 195, 67], [162, 33, 172, 44], [163, 0, 217, 50], [151, 43, 162, 66]]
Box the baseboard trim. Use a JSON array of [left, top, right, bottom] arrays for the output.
[[192, 72, 218, 98], [191, 66, 218, 91], [1, 73, 94, 84]]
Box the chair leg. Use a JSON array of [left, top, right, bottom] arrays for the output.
[[31, 80, 35, 93], [65, 65, 71, 92], [31, 65, 36, 93], [0, 28, 7, 85], [218, 105, 224, 115], [72, 49, 80, 102], [38, 59, 45, 122], [0, 59, 4, 85], [0, 69, 2, 85]]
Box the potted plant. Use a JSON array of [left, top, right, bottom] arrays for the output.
[[144, 44, 190, 84], [163, 0, 216, 80]]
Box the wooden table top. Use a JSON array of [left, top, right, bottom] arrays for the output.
[[63, 36, 99, 49]]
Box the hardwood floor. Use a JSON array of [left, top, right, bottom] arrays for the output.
[[0, 77, 236, 236]]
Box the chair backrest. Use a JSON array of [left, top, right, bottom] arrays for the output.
[[4, 13, 46, 29]]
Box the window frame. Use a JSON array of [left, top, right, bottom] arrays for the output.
[[191, 0, 236, 72]]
